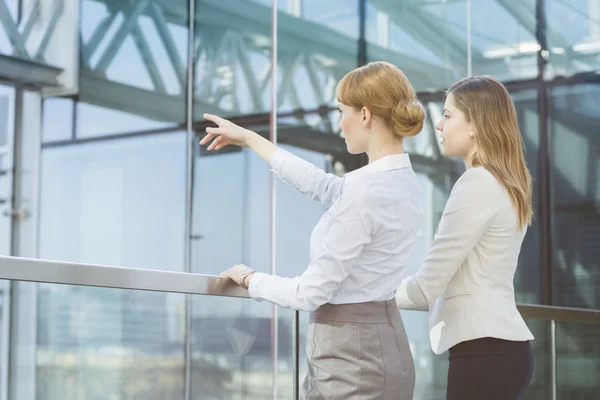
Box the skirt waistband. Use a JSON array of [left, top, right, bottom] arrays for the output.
[[310, 299, 398, 324]]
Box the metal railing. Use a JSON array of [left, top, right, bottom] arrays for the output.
[[0, 255, 599, 400], [0, 255, 248, 298], [3, 255, 598, 323]]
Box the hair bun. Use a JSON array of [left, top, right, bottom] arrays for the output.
[[391, 100, 426, 137]]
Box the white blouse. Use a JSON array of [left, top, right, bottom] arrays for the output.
[[248, 148, 421, 312]]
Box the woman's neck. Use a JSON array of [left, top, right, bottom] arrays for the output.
[[367, 140, 405, 164]]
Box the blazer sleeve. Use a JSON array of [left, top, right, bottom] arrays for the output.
[[396, 168, 500, 309]]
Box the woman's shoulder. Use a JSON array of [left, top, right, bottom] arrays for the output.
[[452, 167, 505, 201], [457, 167, 501, 188]]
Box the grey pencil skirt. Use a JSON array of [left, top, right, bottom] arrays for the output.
[[302, 299, 416, 400]]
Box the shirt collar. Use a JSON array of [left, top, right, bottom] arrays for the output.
[[344, 153, 411, 184]]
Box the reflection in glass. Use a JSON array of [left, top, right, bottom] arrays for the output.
[[194, 0, 272, 119], [39, 131, 187, 271], [274, 145, 331, 395], [191, 143, 270, 276], [0, 85, 15, 257], [470, 0, 538, 80], [42, 98, 74, 143], [79, 0, 189, 131], [366, 0, 468, 91], [0, 0, 78, 85], [190, 296, 278, 399], [556, 321, 600, 399], [33, 283, 186, 400], [522, 319, 552, 400], [276, 1, 358, 112], [192, 128, 294, 398], [299, 0, 359, 39], [76, 101, 180, 138], [512, 90, 541, 304], [549, 84, 600, 310], [546, 0, 600, 77]]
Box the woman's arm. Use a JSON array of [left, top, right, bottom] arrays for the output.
[[395, 168, 500, 309], [222, 187, 376, 312], [201, 113, 343, 208]]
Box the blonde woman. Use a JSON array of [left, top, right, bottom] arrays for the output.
[[395, 76, 534, 400], [201, 61, 424, 400]]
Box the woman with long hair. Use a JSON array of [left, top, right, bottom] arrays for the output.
[[395, 75, 535, 400]]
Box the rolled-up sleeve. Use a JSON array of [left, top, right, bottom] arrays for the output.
[[396, 168, 500, 309], [270, 148, 343, 209], [249, 188, 376, 312]]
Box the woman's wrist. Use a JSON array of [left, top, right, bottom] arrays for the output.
[[242, 129, 259, 147], [244, 132, 278, 164], [243, 130, 260, 148], [240, 270, 256, 290]]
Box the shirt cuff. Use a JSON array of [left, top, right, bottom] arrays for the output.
[[248, 272, 267, 300]]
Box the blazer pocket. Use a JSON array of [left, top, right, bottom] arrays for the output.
[[442, 292, 472, 300]]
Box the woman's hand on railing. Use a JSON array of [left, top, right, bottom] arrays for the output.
[[220, 264, 256, 290]]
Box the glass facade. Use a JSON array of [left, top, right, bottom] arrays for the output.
[[549, 84, 600, 310], [35, 283, 186, 400], [0, 0, 597, 399]]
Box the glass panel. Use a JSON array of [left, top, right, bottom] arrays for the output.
[[0, 0, 78, 89], [470, 0, 538, 80], [191, 142, 269, 276], [194, 0, 272, 119], [556, 321, 600, 399], [274, 145, 332, 395], [7, 281, 186, 400], [300, 0, 359, 39], [0, 279, 8, 399], [79, 0, 189, 134], [191, 120, 280, 398], [190, 294, 276, 399], [549, 84, 600, 309], [366, 0, 468, 92], [276, 1, 358, 113], [75, 101, 179, 138], [522, 318, 553, 400], [546, 0, 600, 77], [0, 85, 14, 400], [38, 131, 187, 271], [0, 86, 15, 256], [401, 173, 449, 398], [42, 98, 74, 143]]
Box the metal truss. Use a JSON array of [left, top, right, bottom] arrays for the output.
[[0, 0, 65, 63], [77, 0, 451, 168]]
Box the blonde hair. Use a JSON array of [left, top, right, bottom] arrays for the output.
[[448, 75, 533, 228], [336, 61, 426, 137]]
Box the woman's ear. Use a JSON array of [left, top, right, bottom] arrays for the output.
[[361, 106, 372, 127]]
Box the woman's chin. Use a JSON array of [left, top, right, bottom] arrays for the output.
[[345, 142, 362, 155], [440, 145, 453, 158]]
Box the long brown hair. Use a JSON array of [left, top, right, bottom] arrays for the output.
[[448, 76, 533, 227]]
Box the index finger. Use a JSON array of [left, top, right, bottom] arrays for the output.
[[203, 113, 225, 125]]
